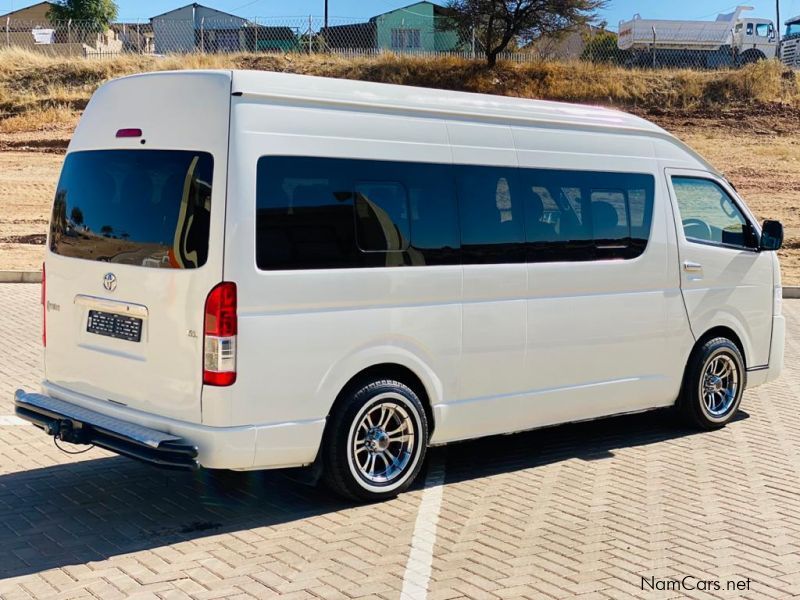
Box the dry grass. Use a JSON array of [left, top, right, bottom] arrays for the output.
[[1, 48, 799, 135], [0, 106, 77, 134]]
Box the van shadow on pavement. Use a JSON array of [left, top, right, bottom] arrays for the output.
[[0, 407, 744, 580]]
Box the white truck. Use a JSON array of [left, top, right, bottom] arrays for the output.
[[618, 6, 777, 68], [780, 15, 800, 68]]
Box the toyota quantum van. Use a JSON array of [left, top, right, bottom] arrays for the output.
[[15, 71, 785, 501]]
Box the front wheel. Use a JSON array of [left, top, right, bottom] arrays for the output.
[[679, 337, 746, 429], [322, 379, 428, 501]]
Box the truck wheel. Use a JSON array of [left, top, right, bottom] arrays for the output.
[[322, 379, 428, 502], [678, 337, 746, 430], [738, 49, 766, 66]]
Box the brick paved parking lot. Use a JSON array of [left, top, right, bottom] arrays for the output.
[[1, 282, 799, 599]]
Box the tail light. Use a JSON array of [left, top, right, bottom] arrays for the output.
[[41, 262, 46, 347], [203, 282, 237, 386]]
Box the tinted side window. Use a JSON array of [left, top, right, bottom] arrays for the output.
[[521, 169, 654, 262], [256, 157, 357, 270], [355, 182, 410, 252], [456, 166, 525, 264], [672, 177, 754, 248], [352, 160, 459, 267], [256, 157, 459, 270]]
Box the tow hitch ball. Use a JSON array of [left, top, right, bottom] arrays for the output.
[[43, 419, 88, 444]]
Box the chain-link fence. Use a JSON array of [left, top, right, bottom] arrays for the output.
[[2, 14, 797, 69]]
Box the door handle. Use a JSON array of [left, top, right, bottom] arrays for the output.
[[683, 261, 703, 272]]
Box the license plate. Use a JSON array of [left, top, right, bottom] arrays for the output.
[[87, 310, 142, 343]]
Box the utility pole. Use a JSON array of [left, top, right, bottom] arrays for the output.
[[776, 0, 782, 60]]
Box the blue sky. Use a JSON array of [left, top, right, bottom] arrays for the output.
[[5, 0, 800, 28]]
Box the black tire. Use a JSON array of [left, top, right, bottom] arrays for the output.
[[738, 49, 766, 66], [322, 379, 428, 502], [678, 337, 746, 430]]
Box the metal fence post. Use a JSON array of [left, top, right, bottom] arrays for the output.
[[308, 15, 313, 54], [471, 25, 476, 59], [652, 26, 657, 68], [254, 17, 258, 53], [200, 16, 205, 53], [5, 17, 9, 48], [68, 19, 72, 47]]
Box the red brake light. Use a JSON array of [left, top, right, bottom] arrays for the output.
[[116, 128, 142, 138], [41, 262, 46, 347], [203, 282, 237, 386]]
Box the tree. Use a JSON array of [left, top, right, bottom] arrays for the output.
[[48, 0, 118, 29], [581, 27, 627, 64], [446, 0, 606, 67], [70, 206, 84, 227]]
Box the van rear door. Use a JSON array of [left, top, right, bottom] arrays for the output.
[[44, 71, 232, 424]]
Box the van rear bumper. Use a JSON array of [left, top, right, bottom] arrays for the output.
[[19, 382, 326, 471], [15, 389, 199, 470]]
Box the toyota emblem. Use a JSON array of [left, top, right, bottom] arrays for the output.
[[103, 272, 117, 292]]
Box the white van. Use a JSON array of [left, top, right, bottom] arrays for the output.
[[15, 70, 785, 501]]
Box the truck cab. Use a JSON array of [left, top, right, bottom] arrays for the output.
[[781, 15, 800, 67], [732, 18, 778, 62]]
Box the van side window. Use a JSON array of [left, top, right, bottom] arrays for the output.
[[521, 170, 654, 261], [256, 157, 460, 270], [256, 158, 655, 269], [402, 162, 460, 266], [256, 157, 358, 270], [355, 182, 410, 253], [456, 166, 526, 264], [672, 177, 755, 249]]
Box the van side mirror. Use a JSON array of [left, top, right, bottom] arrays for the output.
[[760, 220, 784, 251]]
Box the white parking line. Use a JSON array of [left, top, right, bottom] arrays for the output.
[[400, 455, 446, 600], [0, 415, 29, 426]]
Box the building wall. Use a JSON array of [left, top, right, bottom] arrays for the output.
[[152, 5, 195, 53], [152, 5, 249, 53], [374, 3, 462, 52], [375, 2, 436, 51], [434, 28, 462, 52], [0, 2, 52, 25]]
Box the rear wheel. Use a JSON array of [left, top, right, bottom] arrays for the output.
[[322, 379, 428, 502], [738, 49, 767, 66], [679, 337, 746, 429]]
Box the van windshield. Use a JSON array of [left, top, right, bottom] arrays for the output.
[[50, 150, 213, 269]]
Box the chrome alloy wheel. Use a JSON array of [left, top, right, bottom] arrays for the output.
[[699, 352, 740, 418], [348, 395, 417, 486]]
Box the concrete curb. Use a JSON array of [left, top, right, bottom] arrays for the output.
[[0, 271, 799, 297], [0, 271, 42, 284]]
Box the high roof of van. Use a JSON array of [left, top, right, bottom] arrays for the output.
[[229, 70, 665, 137], [98, 69, 718, 176]]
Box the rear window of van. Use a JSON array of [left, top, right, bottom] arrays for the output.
[[49, 150, 213, 269]]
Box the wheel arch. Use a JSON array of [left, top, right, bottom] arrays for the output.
[[739, 48, 767, 65], [328, 363, 436, 436], [694, 325, 747, 369]]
